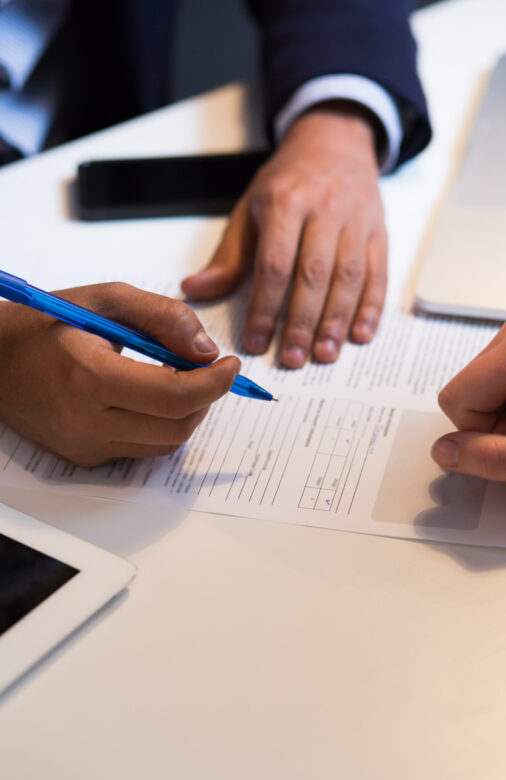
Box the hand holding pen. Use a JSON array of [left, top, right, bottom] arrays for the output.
[[0, 276, 271, 467]]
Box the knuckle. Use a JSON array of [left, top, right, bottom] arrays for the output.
[[317, 315, 346, 343], [246, 312, 274, 333], [169, 378, 214, 419], [299, 257, 329, 290], [245, 316, 275, 350], [102, 280, 132, 301], [163, 390, 194, 420], [107, 280, 131, 294], [438, 384, 456, 415], [335, 256, 364, 287], [320, 193, 340, 218], [258, 249, 292, 285], [93, 281, 135, 318], [286, 312, 317, 336], [265, 179, 303, 215], [162, 297, 193, 324]]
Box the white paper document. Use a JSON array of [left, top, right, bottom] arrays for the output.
[[1, 227, 506, 547]]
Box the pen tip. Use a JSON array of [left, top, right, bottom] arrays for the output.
[[272, 397, 279, 402]]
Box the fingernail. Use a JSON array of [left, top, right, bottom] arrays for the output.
[[283, 346, 306, 365], [315, 338, 339, 361], [354, 321, 372, 341], [431, 439, 459, 468], [248, 333, 268, 352], [193, 328, 217, 354]]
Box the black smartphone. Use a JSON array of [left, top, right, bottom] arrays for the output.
[[76, 150, 271, 220]]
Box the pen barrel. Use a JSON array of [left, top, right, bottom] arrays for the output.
[[19, 286, 272, 401], [0, 270, 31, 305], [0, 272, 272, 401], [29, 289, 205, 371]]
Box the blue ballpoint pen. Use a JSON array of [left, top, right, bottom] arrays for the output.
[[0, 270, 276, 402]]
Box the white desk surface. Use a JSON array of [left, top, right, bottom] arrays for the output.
[[1, 1, 506, 777]]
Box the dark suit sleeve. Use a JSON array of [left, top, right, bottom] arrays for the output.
[[246, 0, 431, 168]]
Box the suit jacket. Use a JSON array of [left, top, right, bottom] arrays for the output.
[[57, 0, 431, 169]]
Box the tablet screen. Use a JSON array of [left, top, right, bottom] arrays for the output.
[[0, 534, 79, 636]]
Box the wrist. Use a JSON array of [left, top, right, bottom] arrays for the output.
[[283, 100, 382, 172]]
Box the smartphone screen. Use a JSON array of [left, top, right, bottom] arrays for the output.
[[77, 150, 271, 220]]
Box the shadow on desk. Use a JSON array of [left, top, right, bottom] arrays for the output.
[[413, 475, 506, 573], [0, 587, 129, 705], [406, 474, 506, 572], [0, 486, 186, 558], [417, 539, 506, 573]]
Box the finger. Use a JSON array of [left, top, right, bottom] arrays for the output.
[[438, 339, 506, 431], [109, 443, 180, 459], [431, 431, 506, 482], [95, 351, 240, 418], [57, 282, 220, 364], [105, 406, 209, 446], [73, 442, 181, 468], [313, 226, 367, 362], [181, 198, 256, 300], [472, 322, 506, 358], [279, 217, 338, 368], [243, 196, 305, 354], [350, 229, 388, 344]]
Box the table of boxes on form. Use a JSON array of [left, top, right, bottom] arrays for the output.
[[299, 399, 364, 512]]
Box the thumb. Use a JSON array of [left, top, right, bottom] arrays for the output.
[[182, 199, 255, 301], [431, 431, 506, 482], [75, 282, 220, 364]]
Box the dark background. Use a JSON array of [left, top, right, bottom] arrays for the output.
[[172, 0, 444, 102]]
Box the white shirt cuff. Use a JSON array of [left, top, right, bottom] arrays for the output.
[[0, 0, 66, 91], [274, 74, 403, 174], [0, 82, 53, 155]]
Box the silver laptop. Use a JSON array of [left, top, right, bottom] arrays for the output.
[[415, 55, 506, 320]]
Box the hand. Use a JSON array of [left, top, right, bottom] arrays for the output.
[[0, 283, 240, 466], [182, 104, 387, 368], [431, 325, 506, 481]]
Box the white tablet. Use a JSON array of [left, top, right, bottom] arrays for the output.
[[0, 502, 136, 695]]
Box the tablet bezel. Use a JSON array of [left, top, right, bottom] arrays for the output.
[[0, 502, 136, 695]]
